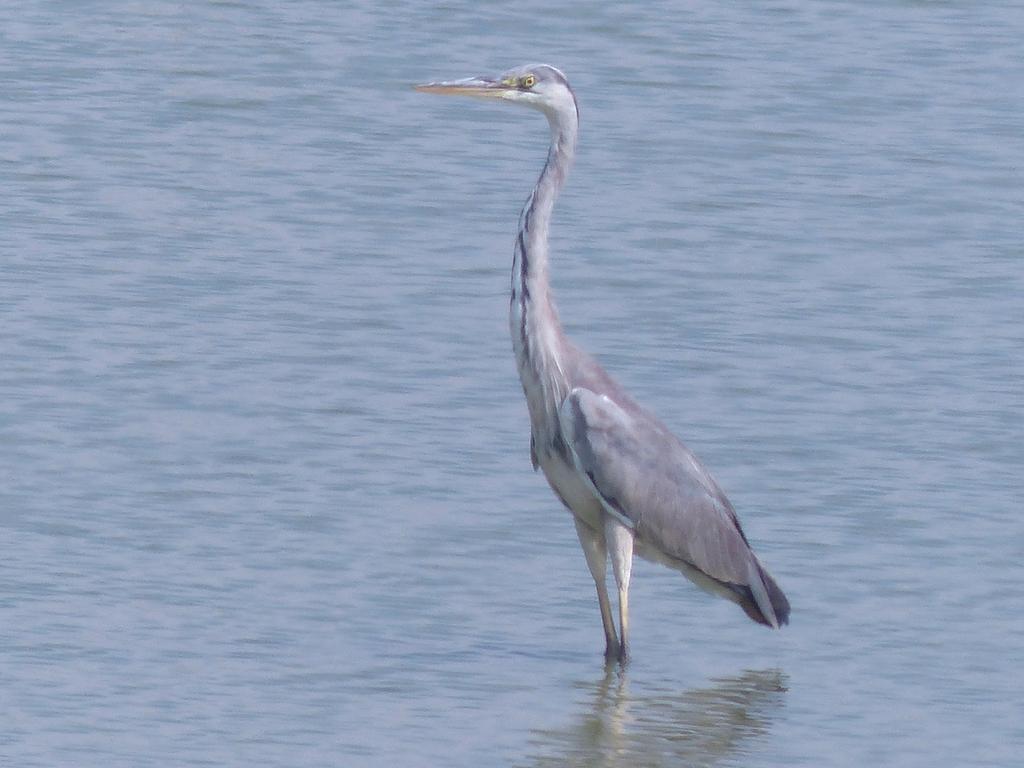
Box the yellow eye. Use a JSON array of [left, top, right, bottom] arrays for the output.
[[521, 74, 536, 88]]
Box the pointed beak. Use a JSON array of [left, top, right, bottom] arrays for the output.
[[415, 76, 511, 99]]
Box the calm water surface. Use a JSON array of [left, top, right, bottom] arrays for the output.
[[2, 2, 1022, 766]]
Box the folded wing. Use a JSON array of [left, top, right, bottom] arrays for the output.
[[558, 387, 788, 627]]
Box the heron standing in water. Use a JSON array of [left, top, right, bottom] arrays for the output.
[[417, 64, 789, 663]]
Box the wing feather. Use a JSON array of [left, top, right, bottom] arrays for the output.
[[558, 387, 774, 617]]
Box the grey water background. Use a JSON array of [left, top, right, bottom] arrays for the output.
[[2, 1, 1022, 765]]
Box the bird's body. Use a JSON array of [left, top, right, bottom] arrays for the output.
[[418, 64, 789, 662]]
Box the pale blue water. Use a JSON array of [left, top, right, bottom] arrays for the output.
[[2, 2, 1022, 766]]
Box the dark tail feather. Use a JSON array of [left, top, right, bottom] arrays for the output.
[[735, 565, 790, 628], [760, 567, 790, 626]]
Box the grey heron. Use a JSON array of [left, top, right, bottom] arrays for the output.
[[417, 64, 789, 663]]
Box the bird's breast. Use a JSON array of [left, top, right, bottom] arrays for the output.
[[537, 449, 603, 531]]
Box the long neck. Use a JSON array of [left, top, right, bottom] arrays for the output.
[[511, 107, 578, 447], [512, 119, 576, 320]]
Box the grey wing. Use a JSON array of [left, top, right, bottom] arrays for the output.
[[558, 387, 784, 627]]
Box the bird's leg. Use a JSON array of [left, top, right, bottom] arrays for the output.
[[604, 517, 634, 664], [597, 584, 619, 663], [573, 516, 619, 660]]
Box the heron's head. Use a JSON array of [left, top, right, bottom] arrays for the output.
[[416, 63, 578, 128]]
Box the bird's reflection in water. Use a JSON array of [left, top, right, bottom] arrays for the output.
[[525, 668, 787, 768]]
